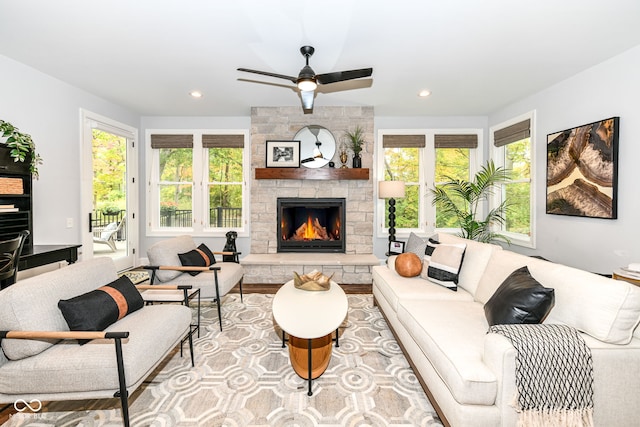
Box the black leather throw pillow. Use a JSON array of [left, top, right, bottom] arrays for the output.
[[178, 243, 216, 276], [58, 275, 144, 343], [484, 266, 555, 326]]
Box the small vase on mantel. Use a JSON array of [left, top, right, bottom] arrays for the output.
[[344, 125, 365, 169], [352, 153, 362, 168]]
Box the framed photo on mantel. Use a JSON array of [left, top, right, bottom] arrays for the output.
[[266, 140, 300, 168]]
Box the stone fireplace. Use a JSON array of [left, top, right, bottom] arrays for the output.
[[244, 106, 377, 285], [277, 197, 346, 253]]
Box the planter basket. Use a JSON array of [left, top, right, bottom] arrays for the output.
[[0, 177, 23, 194]]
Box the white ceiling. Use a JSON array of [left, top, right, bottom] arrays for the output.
[[1, 0, 640, 117]]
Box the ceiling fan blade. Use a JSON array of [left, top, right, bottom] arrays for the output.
[[316, 68, 373, 85], [300, 90, 314, 112], [237, 68, 297, 84]]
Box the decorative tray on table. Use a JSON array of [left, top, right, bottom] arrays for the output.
[[293, 269, 333, 291]]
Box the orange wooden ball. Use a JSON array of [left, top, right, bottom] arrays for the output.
[[395, 253, 422, 277]]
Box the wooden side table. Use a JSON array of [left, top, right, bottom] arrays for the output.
[[613, 269, 640, 287]]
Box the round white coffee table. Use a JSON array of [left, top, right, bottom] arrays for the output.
[[272, 279, 348, 396]]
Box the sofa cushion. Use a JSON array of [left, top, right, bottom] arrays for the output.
[[372, 265, 473, 314], [483, 266, 554, 326], [178, 243, 217, 276], [0, 304, 191, 395], [0, 258, 118, 360], [147, 235, 197, 282], [397, 299, 497, 405], [58, 275, 144, 337], [477, 250, 640, 344], [437, 233, 502, 297], [170, 261, 244, 300], [424, 239, 466, 291]]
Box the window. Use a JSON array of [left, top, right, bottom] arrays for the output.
[[381, 135, 425, 230], [433, 134, 477, 229], [148, 131, 248, 235], [491, 113, 535, 247], [204, 135, 244, 229], [381, 134, 424, 230], [377, 130, 480, 237]]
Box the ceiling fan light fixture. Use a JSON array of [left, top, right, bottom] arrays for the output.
[[189, 90, 203, 98], [418, 89, 431, 98], [297, 79, 317, 91]]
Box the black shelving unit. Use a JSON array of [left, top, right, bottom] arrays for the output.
[[0, 146, 33, 249]]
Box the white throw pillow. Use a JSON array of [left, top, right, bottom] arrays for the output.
[[424, 239, 466, 291]]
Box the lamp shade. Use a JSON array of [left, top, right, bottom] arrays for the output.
[[378, 181, 405, 199]]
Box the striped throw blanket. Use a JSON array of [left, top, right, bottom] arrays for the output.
[[489, 324, 594, 427]]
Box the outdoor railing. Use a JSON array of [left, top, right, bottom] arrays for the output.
[[93, 207, 242, 232], [160, 207, 242, 228]]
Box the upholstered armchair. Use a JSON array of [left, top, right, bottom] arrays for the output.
[[145, 235, 243, 331]]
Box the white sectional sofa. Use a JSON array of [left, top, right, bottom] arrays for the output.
[[372, 234, 640, 427]]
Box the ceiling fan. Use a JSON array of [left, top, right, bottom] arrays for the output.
[[237, 46, 373, 113]]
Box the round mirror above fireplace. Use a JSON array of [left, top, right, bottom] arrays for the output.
[[294, 125, 336, 168]]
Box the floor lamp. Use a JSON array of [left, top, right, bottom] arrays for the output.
[[378, 181, 406, 246]]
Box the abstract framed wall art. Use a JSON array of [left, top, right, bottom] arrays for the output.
[[546, 117, 619, 219]]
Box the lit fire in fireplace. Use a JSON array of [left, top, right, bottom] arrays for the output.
[[282, 215, 339, 241], [303, 216, 316, 240]]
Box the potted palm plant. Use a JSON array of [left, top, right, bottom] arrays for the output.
[[344, 125, 365, 168], [0, 119, 43, 178], [430, 160, 510, 243]]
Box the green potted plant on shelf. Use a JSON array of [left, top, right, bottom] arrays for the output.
[[344, 125, 365, 168], [0, 119, 43, 179], [429, 160, 511, 244]]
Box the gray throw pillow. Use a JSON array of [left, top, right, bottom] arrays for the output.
[[405, 232, 428, 260]]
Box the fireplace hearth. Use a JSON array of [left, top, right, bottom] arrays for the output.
[[277, 198, 346, 253]]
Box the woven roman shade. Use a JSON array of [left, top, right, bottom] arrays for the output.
[[202, 134, 244, 148], [434, 134, 478, 149], [494, 119, 531, 147], [150, 134, 194, 149], [382, 134, 426, 148]]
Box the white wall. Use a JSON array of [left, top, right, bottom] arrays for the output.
[[489, 45, 640, 273], [0, 54, 139, 248]]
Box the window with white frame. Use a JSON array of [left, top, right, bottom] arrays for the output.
[[377, 130, 480, 236], [490, 113, 535, 247], [148, 131, 248, 234], [380, 134, 424, 231], [433, 134, 478, 229]]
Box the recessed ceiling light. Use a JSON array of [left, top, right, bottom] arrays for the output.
[[418, 90, 431, 98], [189, 91, 203, 98]]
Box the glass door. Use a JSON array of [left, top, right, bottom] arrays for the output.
[[81, 110, 137, 271]]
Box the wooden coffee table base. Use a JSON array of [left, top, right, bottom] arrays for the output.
[[289, 334, 333, 381]]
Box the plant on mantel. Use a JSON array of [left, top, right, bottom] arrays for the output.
[[344, 125, 365, 168], [0, 119, 43, 179]]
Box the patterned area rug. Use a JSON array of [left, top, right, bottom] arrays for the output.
[[120, 270, 149, 285], [4, 294, 443, 427]]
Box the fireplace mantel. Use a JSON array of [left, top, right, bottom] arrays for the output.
[[255, 168, 369, 180]]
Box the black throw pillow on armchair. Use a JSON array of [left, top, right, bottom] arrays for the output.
[[484, 266, 555, 326]]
